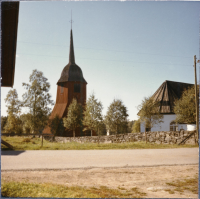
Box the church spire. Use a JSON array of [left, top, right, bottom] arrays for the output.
[[69, 29, 75, 64], [69, 11, 75, 64]]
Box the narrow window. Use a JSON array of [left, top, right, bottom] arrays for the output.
[[74, 84, 81, 93]]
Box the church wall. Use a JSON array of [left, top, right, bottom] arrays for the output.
[[187, 124, 196, 131], [44, 81, 87, 136], [67, 81, 86, 106], [56, 82, 86, 107], [140, 114, 196, 132], [140, 114, 176, 132], [56, 83, 68, 104]]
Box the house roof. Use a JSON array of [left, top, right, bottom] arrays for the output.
[[151, 80, 194, 114], [1, 2, 19, 87], [57, 29, 87, 84]]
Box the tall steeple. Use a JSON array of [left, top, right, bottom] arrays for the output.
[[69, 29, 75, 64], [69, 11, 75, 64], [43, 11, 88, 137]]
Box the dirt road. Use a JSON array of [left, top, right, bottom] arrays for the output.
[[2, 164, 198, 198], [1, 148, 198, 170]]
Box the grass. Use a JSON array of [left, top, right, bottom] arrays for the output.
[[165, 176, 198, 195], [1, 136, 198, 150], [1, 181, 146, 198]]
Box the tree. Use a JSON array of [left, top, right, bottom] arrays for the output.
[[127, 120, 134, 133], [5, 89, 21, 115], [63, 98, 82, 137], [104, 99, 129, 134], [4, 114, 22, 134], [4, 89, 22, 134], [20, 113, 34, 134], [1, 116, 8, 132], [138, 96, 163, 142], [22, 69, 54, 133], [83, 94, 104, 136], [132, 119, 140, 133], [174, 86, 198, 124], [49, 115, 65, 140]]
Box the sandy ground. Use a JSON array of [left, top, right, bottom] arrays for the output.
[[2, 164, 198, 198]]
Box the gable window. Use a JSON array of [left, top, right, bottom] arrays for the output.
[[74, 84, 80, 93], [170, 121, 178, 131], [60, 83, 64, 94]]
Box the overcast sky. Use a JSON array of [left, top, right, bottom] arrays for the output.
[[1, 1, 200, 120]]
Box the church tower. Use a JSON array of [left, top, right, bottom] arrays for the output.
[[43, 28, 87, 136]]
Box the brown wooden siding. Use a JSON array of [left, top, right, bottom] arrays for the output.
[[43, 81, 87, 136]]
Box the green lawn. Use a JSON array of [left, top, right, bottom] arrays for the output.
[[1, 181, 146, 198], [1, 136, 198, 150]]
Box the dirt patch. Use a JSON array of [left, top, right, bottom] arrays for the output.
[[2, 164, 198, 198]]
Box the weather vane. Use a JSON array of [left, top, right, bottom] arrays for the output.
[[69, 10, 73, 29]]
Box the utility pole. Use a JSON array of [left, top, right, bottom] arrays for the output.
[[194, 55, 199, 143]]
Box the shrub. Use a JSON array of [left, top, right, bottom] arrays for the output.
[[22, 138, 31, 143]]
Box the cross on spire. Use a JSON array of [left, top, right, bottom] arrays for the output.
[[69, 10, 73, 29]]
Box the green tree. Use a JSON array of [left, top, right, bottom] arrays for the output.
[[22, 69, 54, 134], [63, 98, 82, 137], [20, 113, 33, 134], [49, 115, 65, 140], [83, 94, 104, 136], [174, 86, 198, 124], [4, 114, 22, 134], [138, 96, 163, 142], [104, 99, 129, 134], [132, 119, 140, 133], [4, 89, 22, 134], [1, 116, 8, 132], [5, 89, 21, 115], [127, 120, 134, 133]]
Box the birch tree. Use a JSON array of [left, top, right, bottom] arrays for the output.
[[22, 69, 54, 133], [138, 96, 163, 142], [4, 89, 22, 134], [5, 89, 21, 115], [104, 99, 129, 134], [63, 98, 82, 137], [132, 120, 140, 133], [83, 94, 104, 136]]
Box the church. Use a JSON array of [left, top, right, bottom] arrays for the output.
[[140, 80, 196, 132], [43, 28, 90, 137]]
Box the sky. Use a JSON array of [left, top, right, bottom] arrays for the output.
[[1, 1, 200, 121]]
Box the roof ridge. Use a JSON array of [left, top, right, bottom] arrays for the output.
[[165, 80, 194, 85]]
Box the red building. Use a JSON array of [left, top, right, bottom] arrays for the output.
[[43, 29, 88, 137]]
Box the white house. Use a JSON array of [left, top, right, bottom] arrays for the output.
[[140, 80, 196, 132]]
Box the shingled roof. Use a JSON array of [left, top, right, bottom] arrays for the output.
[[151, 80, 194, 114], [57, 29, 87, 84]]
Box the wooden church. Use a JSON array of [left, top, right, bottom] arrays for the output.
[[43, 28, 88, 137]]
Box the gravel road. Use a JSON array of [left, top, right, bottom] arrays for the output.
[[1, 148, 198, 170]]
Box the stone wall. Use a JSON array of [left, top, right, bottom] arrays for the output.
[[53, 130, 197, 145]]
